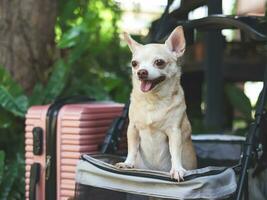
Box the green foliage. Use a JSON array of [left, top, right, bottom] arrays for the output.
[[0, 0, 131, 198], [0, 86, 25, 117], [0, 151, 4, 183], [0, 67, 24, 97], [56, 0, 131, 102], [225, 84, 252, 121], [0, 59, 72, 117], [43, 59, 71, 103], [0, 153, 25, 200], [0, 67, 26, 117], [225, 84, 253, 134]]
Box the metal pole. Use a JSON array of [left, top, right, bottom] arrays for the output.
[[204, 0, 224, 130]]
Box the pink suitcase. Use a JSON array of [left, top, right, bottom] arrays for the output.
[[25, 98, 126, 200]]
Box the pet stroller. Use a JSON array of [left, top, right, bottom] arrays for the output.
[[74, 14, 267, 200]]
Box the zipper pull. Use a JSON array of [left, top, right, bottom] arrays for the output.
[[45, 155, 51, 180]]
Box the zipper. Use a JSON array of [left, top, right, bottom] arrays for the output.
[[81, 154, 228, 182], [45, 155, 51, 180]]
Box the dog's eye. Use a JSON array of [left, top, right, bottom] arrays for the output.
[[154, 59, 166, 67], [131, 60, 138, 68]]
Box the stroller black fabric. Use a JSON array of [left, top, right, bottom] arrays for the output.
[[192, 134, 244, 168], [75, 135, 244, 200]]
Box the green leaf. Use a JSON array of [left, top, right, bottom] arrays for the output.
[[58, 0, 80, 32], [43, 59, 70, 103], [0, 67, 24, 97], [15, 95, 29, 114], [67, 34, 89, 64], [0, 163, 17, 199], [0, 151, 5, 183], [0, 86, 25, 117], [225, 84, 252, 120], [103, 76, 122, 92], [29, 83, 45, 105], [0, 109, 14, 129], [58, 26, 82, 48]]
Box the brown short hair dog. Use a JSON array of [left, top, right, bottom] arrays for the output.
[[116, 26, 197, 181]]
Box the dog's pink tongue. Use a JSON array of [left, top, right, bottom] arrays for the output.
[[141, 80, 153, 92]]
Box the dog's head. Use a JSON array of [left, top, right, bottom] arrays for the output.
[[124, 26, 185, 93]]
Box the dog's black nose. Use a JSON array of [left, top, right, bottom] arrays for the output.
[[137, 69, 148, 80]]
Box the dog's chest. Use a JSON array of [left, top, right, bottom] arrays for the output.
[[137, 129, 171, 171], [132, 103, 167, 130]]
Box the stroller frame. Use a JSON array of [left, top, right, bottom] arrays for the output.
[[101, 15, 267, 200], [235, 61, 267, 199]]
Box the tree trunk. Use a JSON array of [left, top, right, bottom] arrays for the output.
[[0, 0, 57, 93]]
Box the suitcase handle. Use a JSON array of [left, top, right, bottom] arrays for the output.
[[29, 163, 40, 200]]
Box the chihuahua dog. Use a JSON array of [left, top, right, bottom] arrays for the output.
[[116, 26, 197, 181]]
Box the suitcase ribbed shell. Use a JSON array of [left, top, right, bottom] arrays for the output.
[[25, 102, 125, 200]]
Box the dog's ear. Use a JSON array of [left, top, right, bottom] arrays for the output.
[[165, 26, 186, 57], [123, 32, 142, 53]]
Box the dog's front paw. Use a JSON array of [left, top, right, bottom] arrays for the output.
[[115, 162, 134, 169], [170, 167, 186, 182]]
